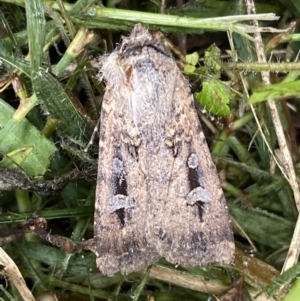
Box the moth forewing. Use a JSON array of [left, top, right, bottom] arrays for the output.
[[94, 48, 160, 277], [94, 23, 234, 276], [144, 66, 234, 266]]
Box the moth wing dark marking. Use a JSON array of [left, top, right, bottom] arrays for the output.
[[95, 24, 234, 275], [141, 52, 234, 266], [94, 83, 159, 276]]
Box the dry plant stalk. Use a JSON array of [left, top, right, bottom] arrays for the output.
[[0, 247, 36, 301], [244, 0, 300, 275]]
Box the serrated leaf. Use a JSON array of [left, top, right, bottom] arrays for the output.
[[32, 69, 93, 142], [204, 44, 222, 73], [195, 80, 230, 117]]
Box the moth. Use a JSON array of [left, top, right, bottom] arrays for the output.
[[94, 24, 234, 276]]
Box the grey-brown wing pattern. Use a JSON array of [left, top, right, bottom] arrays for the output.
[[94, 59, 160, 276], [94, 24, 234, 276], [144, 69, 234, 265]]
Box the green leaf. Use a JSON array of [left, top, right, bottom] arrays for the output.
[[265, 262, 300, 297], [282, 277, 300, 301], [32, 69, 93, 142], [248, 80, 300, 104], [195, 80, 230, 116], [2, 147, 34, 168], [229, 204, 293, 249], [186, 52, 199, 66], [25, 0, 46, 73], [0, 99, 57, 176], [184, 64, 196, 73], [204, 44, 222, 73]]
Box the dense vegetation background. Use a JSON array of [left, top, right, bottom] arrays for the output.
[[1, 0, 300, 300]]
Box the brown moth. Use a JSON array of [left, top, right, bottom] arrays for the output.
[[94, 24, 234, 276]]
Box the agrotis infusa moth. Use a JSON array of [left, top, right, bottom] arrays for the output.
[[93, 24, 234, 276]]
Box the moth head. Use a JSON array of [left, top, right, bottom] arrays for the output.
[[120, 24, 170, 57]]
